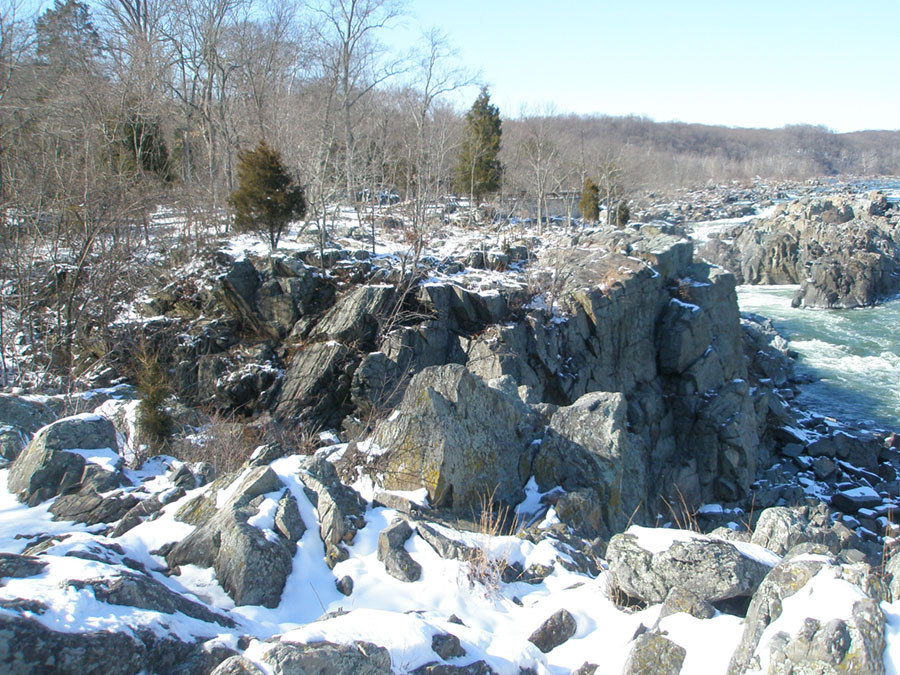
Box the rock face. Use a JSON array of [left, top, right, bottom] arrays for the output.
[[607, 529, 773, 604], [700, 193, 900, 308], [372, 364, 540, 510], [8, 414, 122, 506], [275, 341, 353, 426], [166, 466, 298, 608], [533, 391, 641, 537], [728, 558, 886, 674]]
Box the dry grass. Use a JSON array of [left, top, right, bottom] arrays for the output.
[[660, 485, 700, 532], [464, 488, 517, 593], [173, 411, 320, 476]]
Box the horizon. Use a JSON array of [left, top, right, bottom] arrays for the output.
[[389, 0, 900, 134]]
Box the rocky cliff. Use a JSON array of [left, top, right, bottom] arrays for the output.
[[699, 192, 900, 308]]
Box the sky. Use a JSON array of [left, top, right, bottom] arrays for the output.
[[387, 0, 900, 132]]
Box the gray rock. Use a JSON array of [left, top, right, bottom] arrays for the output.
[[431, 633, 466, 660], [0, 394, 57, 460], [275, 341, 351, 426], [659, 586, 716, 620], [607, 531, 772, 604], [376, 519, 422, 582], [335, 575, 354, 596], [261, 640, 392, 675], [372, 364, 540, 510], [527, 608, 577, 653], [0, 553, 47, 581], [73, 571, 236, 628], [533, 391, 641, 537], [764, 601, 885, 675], [310, 284, 395, 346], [210, 655, 265, 675], [50, 490, 139, 525], [8, 414, 121, 506], [750, 506, 839, 557], [0, 612, 215, 675], [297, 456, 366, 567], [412, 663, 496, 675], [274, 490, 306, 544], [166, 467, 295, 608], [727, 558, 885, 674], [622, 632, 686, 675], [831, 487, 883, 514], [416, 522, 478, 562]]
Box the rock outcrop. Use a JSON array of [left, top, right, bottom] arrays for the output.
[[700, 193, 900, 308]]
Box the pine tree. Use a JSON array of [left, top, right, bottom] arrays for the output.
[[229, 141, 306, 250], [579, 178, 600, 222], [454, 87, 502, 204]]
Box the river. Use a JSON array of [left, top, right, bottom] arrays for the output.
[[737, 285, 900, 433]]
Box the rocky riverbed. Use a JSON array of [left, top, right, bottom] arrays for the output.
[[2, 181, 900, 673]]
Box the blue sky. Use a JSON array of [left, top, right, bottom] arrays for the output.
[[389, 0, 899, 132]]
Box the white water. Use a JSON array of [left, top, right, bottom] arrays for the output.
[[737, 285, 900, 431]]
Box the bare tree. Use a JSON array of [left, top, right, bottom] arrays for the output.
[[306, 0, 405, 200]]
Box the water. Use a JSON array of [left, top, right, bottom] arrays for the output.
[[737, 285, 900, 432]]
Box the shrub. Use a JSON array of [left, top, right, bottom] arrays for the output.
[[229, 141, 306, 250]]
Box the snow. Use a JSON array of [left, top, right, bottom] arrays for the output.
[[65, 447, 122, 473], [625, 525, 703, 553]]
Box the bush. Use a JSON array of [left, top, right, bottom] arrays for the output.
[[579, 178, 600, 222], [229, 141, 306, 250], [132, 342, 173, 452]]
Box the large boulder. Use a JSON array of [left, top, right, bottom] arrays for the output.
[[166, 466, 297, 608], [310, 284, 395, 346], [372, 364, 541, 510], [533, 391, 643, 537], [622, 632, 686, 675], [8, 414, 122, 506], [607, 527, 774, 605], [0, 394, 57, 461], [750, 506, 840, 557], [275, 341, 353, 425], [728, 558, 886, 674]]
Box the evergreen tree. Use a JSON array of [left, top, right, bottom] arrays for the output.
[[579, 177, 600, 222], [454, 87, 502, 204], [229, 141, 306, 250], [35, 0, 102, 75]]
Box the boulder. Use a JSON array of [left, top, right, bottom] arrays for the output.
[[210, 656, 265, 675], [527, 608, 577, 653], [0, 612, 223, 675], [533, 391, 642, 537], [0, 394, 57, 461], [728, 559, 886, 674], [372, 364, 540, 510], [8, 414, 122, 506], [376, 518, 421, 583], [260, 640, 392, 675], [0, 553, 47, 581], [72, 571, 235, 628], [310, 284, 395, 346], [166, 467, 295, 608], [297, 456, 366, 567], [658, 586, 716, 620], [750, 506, 840, 556], [275, 341, 352, 425], [622, 632, 686, 675], [607, 528, 773, 604]]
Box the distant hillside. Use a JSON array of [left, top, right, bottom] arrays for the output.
[[501, 114, 900, 191]]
